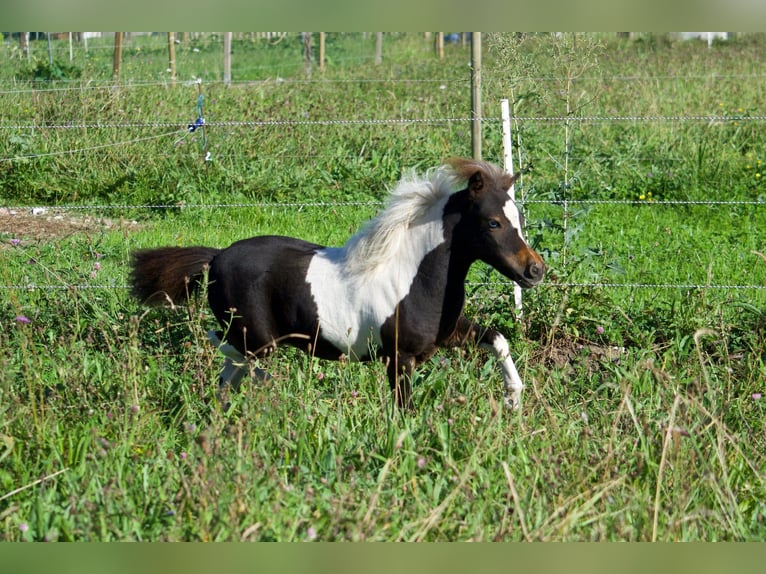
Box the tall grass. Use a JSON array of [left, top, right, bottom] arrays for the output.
[[1, 33, 765, 541]]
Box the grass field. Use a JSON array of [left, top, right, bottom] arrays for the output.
[[1, 32, 765, 541]]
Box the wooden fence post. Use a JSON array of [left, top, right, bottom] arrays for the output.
[[20, 33, 30, 60], [470, 32, 482, 160], [302, 32, 313, 75], [319, 32, 326, 71], [435, 32, 444, 58], [168, 32, 177, 84], [223, 32, 232, 86], [375, 32, 383, 65], [113, 32, 123, 81]]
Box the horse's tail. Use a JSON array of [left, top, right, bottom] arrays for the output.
[[129, 246, 221, 306]]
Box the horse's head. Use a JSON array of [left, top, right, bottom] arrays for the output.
[[450, 158, 545, 288]]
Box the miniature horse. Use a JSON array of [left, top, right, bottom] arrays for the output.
[[129, 158, 545, 411]]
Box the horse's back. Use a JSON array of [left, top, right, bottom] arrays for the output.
[[209, 235, 323, 297]]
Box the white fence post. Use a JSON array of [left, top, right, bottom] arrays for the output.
[[501, 98, 524, 315]]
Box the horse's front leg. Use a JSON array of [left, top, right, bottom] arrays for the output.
[[445, 316, 525, 412]]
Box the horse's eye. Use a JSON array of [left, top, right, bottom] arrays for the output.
[[488, 219, 501, 229]]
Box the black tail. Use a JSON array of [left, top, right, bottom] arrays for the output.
[[129, 246, 221, 305]]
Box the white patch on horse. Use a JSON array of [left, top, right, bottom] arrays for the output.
[[502, 195, 529, 247], [305, 168, 457, 359], [481, 333, 525, 411]]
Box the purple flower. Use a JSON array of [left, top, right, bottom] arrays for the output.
[[596, 325, 604, 335], [307, 526, 317, 541], [15, 315, 30, 324], [19, 522, 29, 532], [417, 457, 426, 469], [316, 372, 324, 381], [753, 393, 762, 400], [93, 262, 101, 271], [10, 238, 20, 246]]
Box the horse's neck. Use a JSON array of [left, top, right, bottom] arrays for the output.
[[409, 212, 475, 304]]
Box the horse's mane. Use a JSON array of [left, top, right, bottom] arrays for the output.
[[342, 158, 508, 274]]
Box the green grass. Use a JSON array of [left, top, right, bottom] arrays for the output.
[[1, 33, 765, 541]]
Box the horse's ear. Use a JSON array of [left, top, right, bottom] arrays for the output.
[[468, 170, 485, 199]]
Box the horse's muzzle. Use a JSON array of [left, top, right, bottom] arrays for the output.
[[519, 259, 545, 288]]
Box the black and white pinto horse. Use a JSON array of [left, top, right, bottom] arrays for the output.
[[129, 158, 545, 410]]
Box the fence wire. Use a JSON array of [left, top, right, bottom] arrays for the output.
[[2, 86, 765, 294], [2, 114, 766, 132]]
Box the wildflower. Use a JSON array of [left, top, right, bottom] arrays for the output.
[[180, 452, 188, 460], [19, 522, 29, 533], [350, 390, 358, 398], [753, 393, 762, 400], [316, 372, 324, 381], [93, 262, 101, 271], [417, 457, 427, 469], [596, 325, 605, 335], [639, 194, 646, 200], [10, 238, 20, 246], [307, 526, 317, 541], [15, 315, 30, 324]]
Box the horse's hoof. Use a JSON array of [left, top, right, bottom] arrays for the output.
[[503, 395, 521, 412]]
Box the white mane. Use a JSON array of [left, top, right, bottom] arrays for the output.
[[341, 165, 463, 275]]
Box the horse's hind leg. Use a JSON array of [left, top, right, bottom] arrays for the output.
[[446, 316, 525, 411], [208, 330, 249, 390], [207, 330, 271, 392]]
